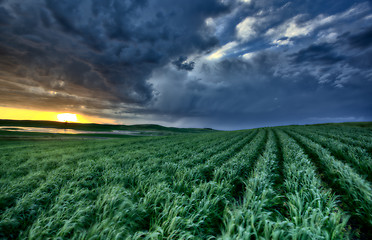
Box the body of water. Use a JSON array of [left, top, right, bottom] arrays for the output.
[[0, 126, 144, 135]]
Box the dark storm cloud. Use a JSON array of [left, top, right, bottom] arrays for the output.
[[348, 26, 372, 49], [147, 51, 372, 129], [0, 0, 230, 110], [0, 6, 12, 25], [1, 0, 371, 129], [172, 56, 195, 71], [290, 44, 344, 64]]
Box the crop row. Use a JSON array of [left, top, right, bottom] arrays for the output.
[[0, 131, 252, 239], [284, 129, 372, 232], [1, 125, 371, 239], [288, 127, 372, 182]]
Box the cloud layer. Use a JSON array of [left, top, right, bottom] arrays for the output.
[[0, 0, 371, 129]]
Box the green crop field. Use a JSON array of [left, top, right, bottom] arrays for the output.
[[0, 123, 371, 239]]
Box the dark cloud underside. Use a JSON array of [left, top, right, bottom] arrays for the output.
[[0, 0, 371, 129]]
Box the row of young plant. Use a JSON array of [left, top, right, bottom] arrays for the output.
[[304, 126, 372, 155], [212, 129, 268, 197], [314, 124, 372, 137], [0, 130, 250, 239], [0, 132, 214, 174], [66, 130, 256, 239], [0, 136, 162, 181], [0, 132, 220, 237], [276, 130, 349, 239], [0, 131, 237, 207], [288, 127, 372, 182], [0, 133, 219, 216], [121, 130, 264, 239], [219, 129, 350, 239], [219, 130, 283, 239], [0, 130, 236, 166], [309, 126, 372, 150], [91, 130, 257, 239], [150, 128, 356, 239], [284, 129, 372, 230], [2, 126, 370, 239]]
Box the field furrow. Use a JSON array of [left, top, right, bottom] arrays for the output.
[[276, 130, 349, 239], [285, 130, 372, 237], [1, 123, 372, 239], [213, 129, 267, 201], [219, 130, 284, 239], [312, 126, 372, 144], [125, 131, 261, 239], [0, 132, 230, 182], [305, 128, 372, 154], [288, 128, 372, 182], [0, 132, 243, 217], [302, 127, 372, 153], [22, 132, 250, 239]]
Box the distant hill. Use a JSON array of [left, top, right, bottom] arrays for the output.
[[0, 119, 216, 133]]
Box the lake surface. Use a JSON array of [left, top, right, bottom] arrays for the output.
[[0, 126, 144, 135]]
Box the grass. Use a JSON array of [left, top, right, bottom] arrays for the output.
[[0, 122, 371, 239]]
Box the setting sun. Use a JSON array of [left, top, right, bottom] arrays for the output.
[[0, 107, 116, 124], [57, 113, 78, 122]]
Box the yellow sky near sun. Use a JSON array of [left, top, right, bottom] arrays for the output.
[[0, 107, 116, 124]]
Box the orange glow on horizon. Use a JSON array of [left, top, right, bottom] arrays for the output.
[[0, 107, 116, 124]]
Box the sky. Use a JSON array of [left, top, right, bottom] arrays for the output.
[[0, 0, 371, 130]]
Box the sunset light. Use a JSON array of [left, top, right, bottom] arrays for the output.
[[0, 107, 115, 124], [57, 113, 78, 122]]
